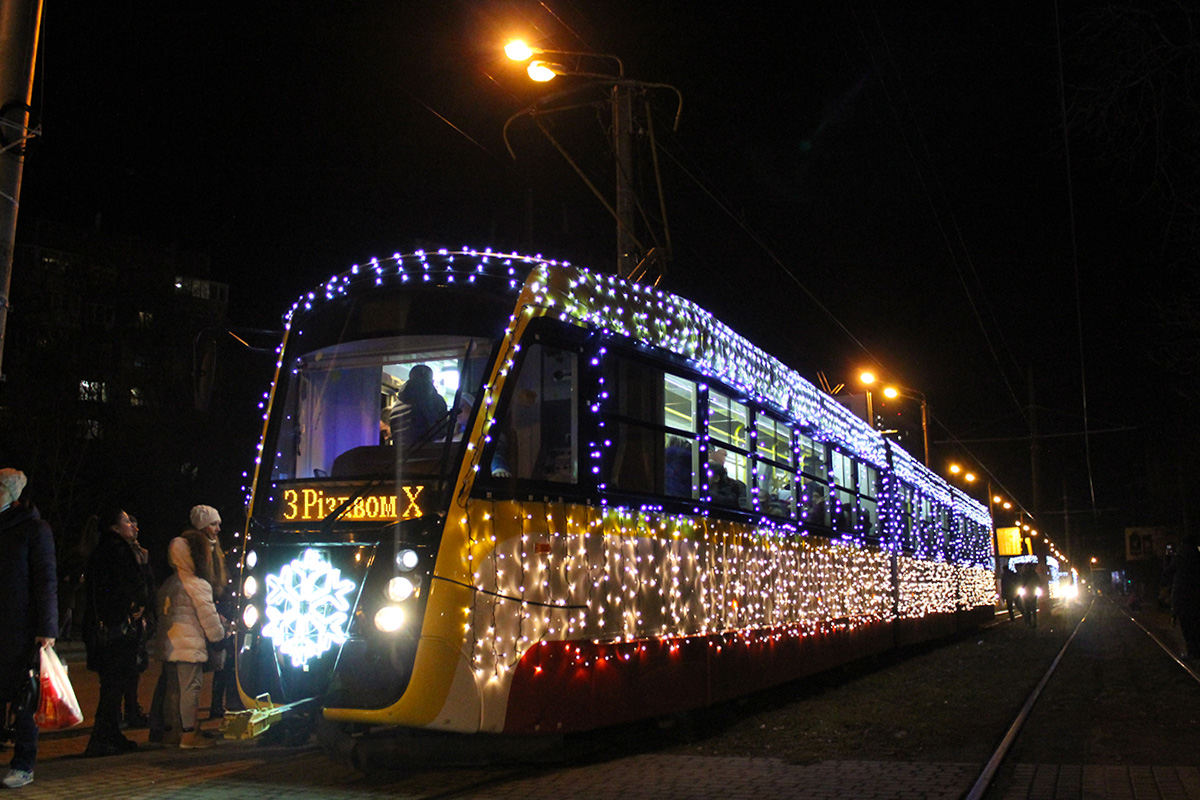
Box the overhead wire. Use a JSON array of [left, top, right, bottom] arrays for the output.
[[858, 8, 1028, 422], [1053, 0, 1099, 517]]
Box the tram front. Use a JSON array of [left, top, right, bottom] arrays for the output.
[[233, 268, 516, 723]]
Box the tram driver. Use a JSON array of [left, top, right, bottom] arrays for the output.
[[389, 364, 449, 447]]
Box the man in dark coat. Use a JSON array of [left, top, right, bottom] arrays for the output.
[[1018, 563, 1040, 629], [0, 468, 58, 789], [1000, 565, 1019, 621], [1165, 533, 1200, 659]]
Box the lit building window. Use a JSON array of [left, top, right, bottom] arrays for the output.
[[79, 380, 108, 403], [174, 276, 229, 303]]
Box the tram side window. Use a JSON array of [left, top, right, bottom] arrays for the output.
[[857, 463, 879, 540], [707, 390, 750, 510], [900, 484, 918, 551], [830, 450, 856, 532], [949, 516, 968, 561], [756, 414, 796, 518], [490, 343, 578, 483], [936, 508, 950, 558], [918, 496, 935, 555], [601, 358, 699, 498], [798, 434, 829, 527]]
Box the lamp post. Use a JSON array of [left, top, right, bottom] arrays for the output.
[[503, 40, 681, 280], [859, 372, 929, 466]]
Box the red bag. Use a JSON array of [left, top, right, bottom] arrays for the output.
[[35, 647, 83, 730]]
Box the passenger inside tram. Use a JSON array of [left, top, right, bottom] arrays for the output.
[[708, 448, 748, 509]]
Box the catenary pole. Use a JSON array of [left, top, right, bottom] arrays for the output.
[[0, 0, 44, 381]]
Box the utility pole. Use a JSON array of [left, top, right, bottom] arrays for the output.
[[1062, 480, 1071, 564], [0, 0, 43, 382], [1028, 366, 1041, 517], [611, 83, 636, 279]]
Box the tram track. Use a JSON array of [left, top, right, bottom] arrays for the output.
[[964, 599, 1091, 800], [309, 597, 1200, 799], [971, 596, 1200, 800]]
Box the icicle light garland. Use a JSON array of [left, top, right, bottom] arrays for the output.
[[239, 248, 996, 693]]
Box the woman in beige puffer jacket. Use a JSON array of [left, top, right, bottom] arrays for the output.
[[149, 528, 227, 748]]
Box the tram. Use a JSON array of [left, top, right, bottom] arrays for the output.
[[233, 247, 994, 735]]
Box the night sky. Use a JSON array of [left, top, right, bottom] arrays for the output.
[[17, 2, 1195, 561]]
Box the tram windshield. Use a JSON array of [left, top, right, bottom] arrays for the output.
[[269, 334, 494, 484]]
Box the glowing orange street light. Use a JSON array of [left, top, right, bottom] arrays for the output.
[[503, 38, 681, 279], [858, 372, 929, 466], [948, 463, 975, 482], [504, 39, 535, 61]]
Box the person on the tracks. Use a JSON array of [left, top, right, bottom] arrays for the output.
[[1164, 533, 1200, 660], [1017, 563, 1040, 629], [1000, 565, 1019, 621]]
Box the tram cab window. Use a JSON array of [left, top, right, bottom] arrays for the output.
[[600, 357, 699, 499], [756, 415, 796, 518], [489, 343, 578, 484], [707, 390, 750, 510], [270, 335, 490, 481]]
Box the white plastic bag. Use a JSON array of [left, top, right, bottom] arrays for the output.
[[35, 646, 83, 730]]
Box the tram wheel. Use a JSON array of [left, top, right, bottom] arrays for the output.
[[315, 718, 362, 771]]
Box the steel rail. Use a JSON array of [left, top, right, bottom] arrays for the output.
[[962, 596, 1092, 800], [1115, 599, 1200, 685]]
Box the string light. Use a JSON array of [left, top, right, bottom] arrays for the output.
[[238, 247, 996, 722]]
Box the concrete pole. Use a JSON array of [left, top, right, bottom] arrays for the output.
[[611, 83, 636, 278], [0, 0, 43, 382], [1028, 366, 1041, 516]]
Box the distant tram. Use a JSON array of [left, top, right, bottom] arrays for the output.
[[233, 248, 994, 735]]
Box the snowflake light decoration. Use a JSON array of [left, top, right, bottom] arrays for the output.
[[262, 548, 357, 667]]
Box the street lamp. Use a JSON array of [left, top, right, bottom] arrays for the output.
[[503, 39, 680, 281], [858, 372, 929, 466]]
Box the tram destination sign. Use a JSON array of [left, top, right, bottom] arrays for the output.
[[276, 481, 425, 523]]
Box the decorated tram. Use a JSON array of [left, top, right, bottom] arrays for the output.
[[233, 248, 994, 735]]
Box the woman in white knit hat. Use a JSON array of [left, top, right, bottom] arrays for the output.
[[147, 505, 229, 748]]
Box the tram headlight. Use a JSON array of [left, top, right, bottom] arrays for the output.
[[386, 576, 416, 602], [374, 606, 404, 632], [396, 549, 419, 570], [242, 604, 259, 628], [1063, 584, 1078, 600], [243, 575, 258, 598]]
